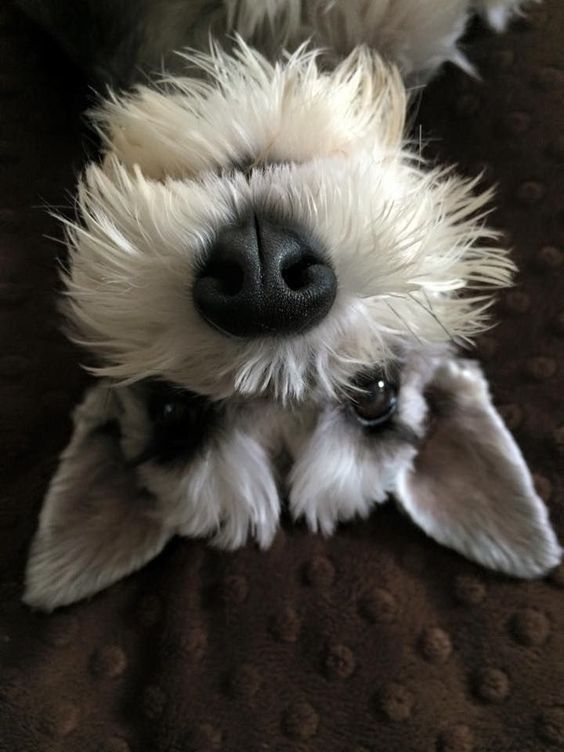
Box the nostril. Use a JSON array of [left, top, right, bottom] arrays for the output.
[[281, 255, 318, 291], [204, 260, 245, 296]]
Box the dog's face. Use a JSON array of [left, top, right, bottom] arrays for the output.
[[24, 45, 560, 610], [64, 44, 512, 401]]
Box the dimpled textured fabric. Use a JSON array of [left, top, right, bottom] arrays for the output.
[[0, 2, 563, 751]]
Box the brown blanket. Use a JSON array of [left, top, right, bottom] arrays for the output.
[[1, 2, 563, 750]]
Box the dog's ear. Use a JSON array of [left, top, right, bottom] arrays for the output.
[[395, 359, 561, 578], [24, 385, 171, 611]]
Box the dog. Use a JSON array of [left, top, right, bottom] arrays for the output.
[[17, 0, 561, 610]]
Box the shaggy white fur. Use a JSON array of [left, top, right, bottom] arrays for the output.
[[64, 45, 512, 402]]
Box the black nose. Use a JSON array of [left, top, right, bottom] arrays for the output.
[[193, 214, 337, 337]]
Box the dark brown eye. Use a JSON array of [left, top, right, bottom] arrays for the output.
[[161, 401, 182, 420], [146, 381, 194, 425], [351, 378, 398, 427]]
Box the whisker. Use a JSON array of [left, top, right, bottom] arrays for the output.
[[384, 300, 423, 344]]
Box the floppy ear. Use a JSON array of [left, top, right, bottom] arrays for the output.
[[395, 359, 561, 578], [24, 385, 171, 611]]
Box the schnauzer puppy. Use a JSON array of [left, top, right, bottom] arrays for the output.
[[19, 0, 561, 610]]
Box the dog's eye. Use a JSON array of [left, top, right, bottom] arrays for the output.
[[158, 397, 194, 424], [351, 378, 398, 427], [146, 381, 195, 425], [161, 401, 180, 419]]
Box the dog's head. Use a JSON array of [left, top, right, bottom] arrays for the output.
[[24, 44, 560, 610], [63, 43, 511, 401]]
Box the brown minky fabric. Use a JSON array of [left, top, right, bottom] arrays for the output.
[[1, 2, 563, 751]]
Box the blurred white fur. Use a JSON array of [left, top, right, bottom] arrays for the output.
[[226, 0, 469, 79], [151, 0, 532, 83]]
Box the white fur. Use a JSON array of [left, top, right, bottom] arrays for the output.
[[225, 0, 531, 80], [138, 428, 281, 550], [289, 406, 410, 534], [64, 45, 513, 403]]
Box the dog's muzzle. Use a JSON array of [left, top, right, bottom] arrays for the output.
[[193, 213, 337, 337]]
